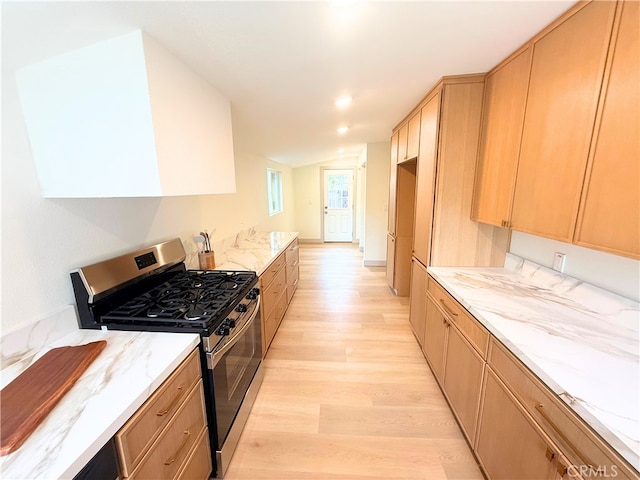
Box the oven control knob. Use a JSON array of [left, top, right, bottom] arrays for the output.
[[236, 304, 248, 312], [226, 319, 236, 328], [219, 326, 231, 336], [246, 288, 260, 299]]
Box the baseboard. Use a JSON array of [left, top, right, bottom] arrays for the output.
[[363, 260, 386, 267], [298, 238, 323, 244]]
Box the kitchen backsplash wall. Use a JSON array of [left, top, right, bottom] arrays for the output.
[[2, 54, 294, 334], [510, 231, 639, 302]]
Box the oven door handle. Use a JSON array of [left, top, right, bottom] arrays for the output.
[[206, 296, 260, 369]]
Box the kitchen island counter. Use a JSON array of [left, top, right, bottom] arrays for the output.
[[428, 254, 639, 472], [0, 307, 200, 480], [211, 228, 298, 275]]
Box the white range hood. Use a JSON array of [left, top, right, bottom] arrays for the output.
[[16, 30, 236, 198]]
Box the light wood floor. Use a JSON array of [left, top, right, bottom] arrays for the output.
[[225, 243, 484, 480]]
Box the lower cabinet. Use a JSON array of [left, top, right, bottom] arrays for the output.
[[423, 281, 486, 444], [260, 238, 300, 354], [476, 368, 559, 480], [408, 258, 427, 347], [115, 349, 212, 480], [423, 275, 639, 480]]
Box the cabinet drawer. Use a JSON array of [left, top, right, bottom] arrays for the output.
[[116, 348, 201, 475], [286, 261, 299, 287], [488, 338, 636, 479], [285, 239, 299, 264], [262, 267, 287, 317], [176, 427, 212, 480], [129, 382, 208, 480], [264, 290, 287, 351], [427, 277, 489, 357], [260, 253, 286, 288]]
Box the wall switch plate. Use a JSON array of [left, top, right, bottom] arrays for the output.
[[552, 252, 566, 272]]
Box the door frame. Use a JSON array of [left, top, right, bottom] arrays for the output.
[[320, 167, 357, 243]]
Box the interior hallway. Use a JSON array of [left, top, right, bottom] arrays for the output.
[[225, 243, 484, 479]]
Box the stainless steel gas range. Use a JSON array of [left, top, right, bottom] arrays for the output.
[[71, 238, 263, 478]]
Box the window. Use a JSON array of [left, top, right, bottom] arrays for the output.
[[267, 169, 283, 216]]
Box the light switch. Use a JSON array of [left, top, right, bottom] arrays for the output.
[[552, 252, 566, 272]]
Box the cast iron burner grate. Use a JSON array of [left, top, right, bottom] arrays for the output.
[[101, 270, 256, 330]]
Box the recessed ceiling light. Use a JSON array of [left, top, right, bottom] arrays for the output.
[[337, 125, 349, 135], [335, 96, 352, 109]]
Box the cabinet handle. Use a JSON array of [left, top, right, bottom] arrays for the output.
[[156, 386, 185, 417], [439, 299, 458, 318], [535, 403, 595, 471], [164, 429, 191, 465], [545, 447, 555, 462]]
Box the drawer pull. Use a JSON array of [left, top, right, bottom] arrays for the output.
[[164, 429, 191, 465], [439, 299, 458, 318], [545, 447, 555, 462], [157, 386, 185, 417], [535, 403, 595, 470]]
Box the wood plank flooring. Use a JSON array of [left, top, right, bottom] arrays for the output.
[[225, 243, 484, 480]]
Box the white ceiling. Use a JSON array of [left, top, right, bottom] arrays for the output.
[[2, 1, 576, 168]]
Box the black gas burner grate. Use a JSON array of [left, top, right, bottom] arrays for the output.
[[101, 270, 256, 330]]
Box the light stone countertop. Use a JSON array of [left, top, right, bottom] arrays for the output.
[[0, 306, 200, 480], [210, 228, 298, 276], [428, 254, 640, 472]]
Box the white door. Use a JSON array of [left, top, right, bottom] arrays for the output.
[[323, 169, 354, 242]]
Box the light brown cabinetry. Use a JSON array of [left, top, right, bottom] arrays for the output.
[[472, 47, 531, 228], [575, 0, 640, 259], [405, 111, 421, 161], [476, 368, 559, 480], [424, 275, 488, 443], [387, 132, 399, 233], [408, 258, 427, 347], [397, 122, 408, 165], [386, 161, 416, 296], [388, 75, 509, 298], [116, 349, 212, 480], [260, 238, 299, 354], [429, 78, 509, 267], [485, 338, 638, 480], [285, 238, 300, 303], [510, 1, 617, 242], [412, 93, 440, 266]]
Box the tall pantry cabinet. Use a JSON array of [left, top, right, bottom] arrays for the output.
[[386, 75, 509, 351]]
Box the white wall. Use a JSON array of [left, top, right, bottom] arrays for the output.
[[1, 57, 294, 334], [356, 148, 367, 250], [293, 157, 360, 241], [510, 232, 640, 302], [363, 142, 390, 265]]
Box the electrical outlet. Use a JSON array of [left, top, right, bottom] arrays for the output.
[[552, 252, 566, 272]]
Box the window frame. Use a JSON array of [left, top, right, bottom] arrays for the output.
[[266, 168, 283, 216]]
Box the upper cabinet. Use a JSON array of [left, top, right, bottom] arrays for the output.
[[575, 1, 640, 259], [16, 30, 236, 198], [405, 112, 421, 161], [397, 123, 409, 165], [471, 47, 531, 228], [412, 92, 440, 266], [388, 131, 399, 233], [510, 1, 617, 241]]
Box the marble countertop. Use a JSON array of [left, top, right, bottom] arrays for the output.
[[0, 307, 200, 480], [428, 254, 639, 471], [210, 228, 298, 276]]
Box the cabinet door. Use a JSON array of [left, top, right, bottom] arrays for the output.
[[476, 369, 557, 480], [442, 323, 484, 444], [397, 122, 408, 165], [406, 111, 421, 161], [408, 259, 427, 346], [511, 1, 617, 241], [387, 132, 399, 234], [413, 93, 440, 265], [472, 47, 531, 228], [575, 1, 640, 259], [385, 233, 396, 288], [423, 295, 448, 384]]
